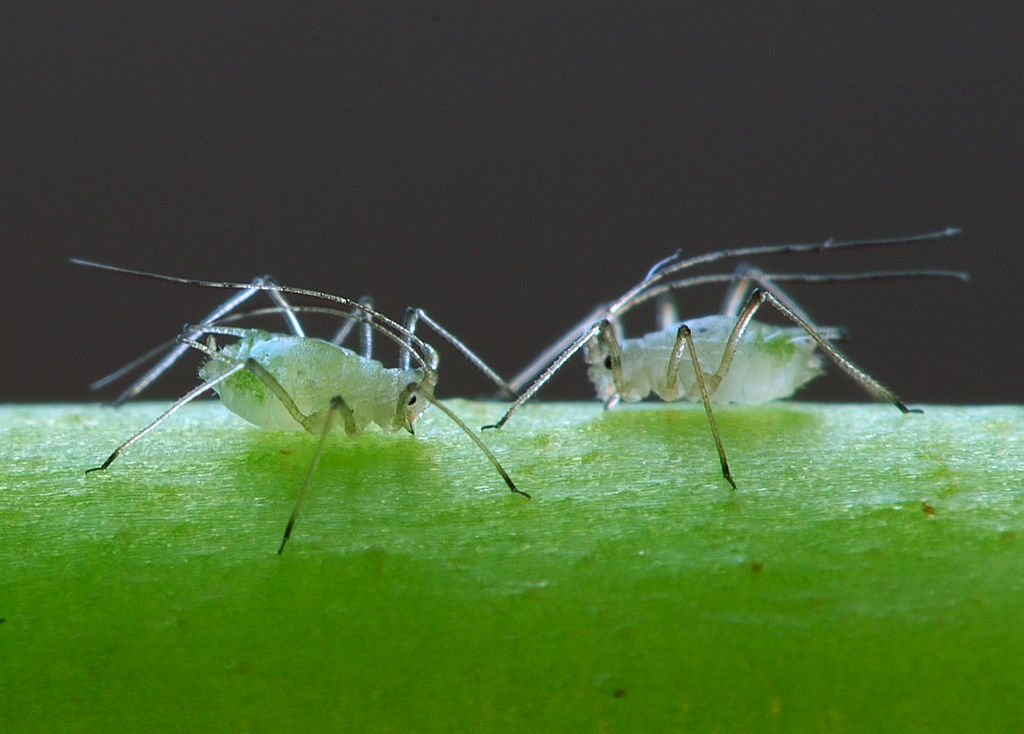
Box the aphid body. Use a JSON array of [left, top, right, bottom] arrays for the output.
[[200, 330, 431, 435], [585, 315, 824, 407]]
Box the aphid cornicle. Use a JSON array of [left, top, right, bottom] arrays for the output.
[[72, 259, 527, 553], [485, 228, 968, 488]]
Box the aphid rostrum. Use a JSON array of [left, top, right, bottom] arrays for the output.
[[484, 228, 967, 488], [72, 259, 527, 553]]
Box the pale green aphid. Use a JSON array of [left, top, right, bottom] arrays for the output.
[[485, 228, 968, 489], [585, 315, 832, 407], [198, 330, 433, 435], [72, 260, 526, 553]]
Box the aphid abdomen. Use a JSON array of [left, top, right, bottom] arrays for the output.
[[586, 315, 826, 407], [710, 336, 822, 404], [678, 316, 823, 405], [199, 331, 423, 434]]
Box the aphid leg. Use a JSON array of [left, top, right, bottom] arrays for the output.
[[178, 333, 359, 554], [413, 387, 530, 499], [178, 329, 360, 435], [96, 275, 303, 405], [329, 296, 376, 357], [735, 287, 921, 413], [702, 289, 766, 398], [720, 265, 815, 326], [403, 308, 515, 398], [249, 358, 359, 435], [664, 329, 690, 397], [259, 276, 306, 338], [676, 324, 736, 489], [506, 302, 610, 395], [483, 320, 604, 430], [86, 362, 248, 472], [601, 316, 736, 488], [655, 292, 679, 332], [278, 395, 349, 554]]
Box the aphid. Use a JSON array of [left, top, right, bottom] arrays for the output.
[[484, 228, 967, 487], [71, 259, 528, 553]]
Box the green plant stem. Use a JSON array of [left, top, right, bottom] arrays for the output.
[[2, 402, 1023, 732]]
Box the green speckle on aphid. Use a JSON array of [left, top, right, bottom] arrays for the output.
[[224, 366, 268, 403], [755, 329, 801, 359]]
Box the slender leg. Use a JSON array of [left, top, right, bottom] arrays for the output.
[[413, 388, 529, 499], [278, 395, 349, 554], [100, 276, 304, 405], [404, 308, 514, 398], [700, 289, 768, 400], [505, 302, 609, 395], [182, 332, 361, 553], [358, 300, 374, 358], [602, 319, 735, 488], [329, 296, 376, 356], [760, 289, 919, 412], [677, 325, 736, 489], [244, 358, 358, 435], [664, 326, 689, 398], [483, 321, 604, 430], [260, 276, 305, 338], [720, 264, 816, 326], [86, 361, 248, 471], [655, 292, 679, 332], [716, 287, 920, 413]]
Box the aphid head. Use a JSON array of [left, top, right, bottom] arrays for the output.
[[582, 334, 619, 404], [395, 374, 436, 433]]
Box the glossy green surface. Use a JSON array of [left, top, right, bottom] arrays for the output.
[[3, 402, 1022, 732]]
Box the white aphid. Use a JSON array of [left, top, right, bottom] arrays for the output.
[[199, 331, 432, 435], [486, 228, 967, 488], [72, 259, 526, 553], [585, 315, 825, 406]]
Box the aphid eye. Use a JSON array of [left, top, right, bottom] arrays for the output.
[[408, 395, 418, 406], [603, 355, 613, 370]]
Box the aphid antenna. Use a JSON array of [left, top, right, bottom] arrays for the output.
[[628, 268, 972, 313], [69, 258, 439, 367], [88, 305, 370, 394], [73, 259, 517, 400], [643, 248, 684, 281], [607, 227, 961, 322], [88, 338, 180, 392], [634, 226, 954, 300], [187, 305, 440, 370]]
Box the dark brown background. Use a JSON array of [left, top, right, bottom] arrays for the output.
[[3, 3, 1018, 404]]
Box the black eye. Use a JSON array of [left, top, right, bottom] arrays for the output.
[[408, 395, 418, 406], [603, 356, 613, 370]]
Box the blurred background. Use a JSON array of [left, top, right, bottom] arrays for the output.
[[3, 3, 1019, 404]]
